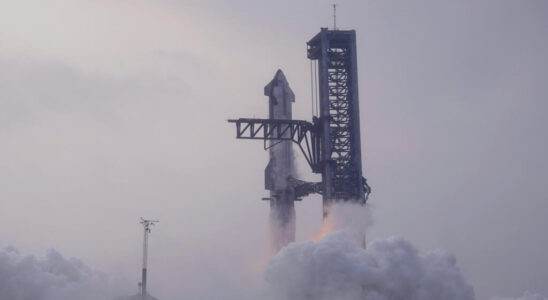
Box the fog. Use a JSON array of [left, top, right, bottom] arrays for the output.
[[0, 1, 547, 299], [0, 246, 116, 300]]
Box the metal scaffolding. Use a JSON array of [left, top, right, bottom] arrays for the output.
[[307, 28, 370, 206], [228, 28, 371, 221]]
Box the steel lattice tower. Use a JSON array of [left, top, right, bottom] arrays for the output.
[[228, 27, 370, 224], [308, 28, 367, 207]]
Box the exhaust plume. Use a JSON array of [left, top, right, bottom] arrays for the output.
[[2, 204, 545, 300], [266, 202, 548, 300], [265, 202, 475, 300], [314, 201, 373, 245], [0, 245, 116, 300]]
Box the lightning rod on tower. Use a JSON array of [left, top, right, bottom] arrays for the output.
[[333, 4, 337, 30]]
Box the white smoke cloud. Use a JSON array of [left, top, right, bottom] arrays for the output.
[[317, 202, 373, 246], [265, 202, 547, 300], [266, 230, 475, 300], [0, 245, 118, 300], [1, 203, 546, 300], [266, 202, 475, 300], [492, 291, 548, 300]]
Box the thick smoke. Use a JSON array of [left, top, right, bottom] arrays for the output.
[[1, 205, 546, 300], [266, 230, 475, 300], [492, 292, 548, 300], [0, 245, 117, 300], [265, 202, 475, 300], [269, 201, 296, 254], [315, 202, 373, 246], [265, 202, 548, 300]]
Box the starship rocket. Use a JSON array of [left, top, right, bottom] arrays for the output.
[[263, 70, 298, 252]]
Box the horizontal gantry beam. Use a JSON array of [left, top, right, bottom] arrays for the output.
[[228, 118, 322, 173]]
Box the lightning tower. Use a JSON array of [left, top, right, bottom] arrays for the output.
[[139, 218, 158, 300]]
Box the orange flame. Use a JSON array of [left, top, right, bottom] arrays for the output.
[[312, 214, 337, 242]]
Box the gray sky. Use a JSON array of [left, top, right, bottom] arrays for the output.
[[0, 1, 547, 299]]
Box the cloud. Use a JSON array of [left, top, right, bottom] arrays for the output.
[[265, 202, 474, 300], [492, 291, 548, 300], [266, 230, 475, 300], [0, 246, 118, 300], [265, 202, 547, 300]]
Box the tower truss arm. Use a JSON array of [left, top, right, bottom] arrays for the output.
[[228, 118, 322, 173]]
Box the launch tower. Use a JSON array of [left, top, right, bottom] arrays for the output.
[[228, 27, 370, 246], [307, 28, 369, 207]]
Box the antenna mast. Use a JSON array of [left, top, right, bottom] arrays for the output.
[[139, 218, 158, 299], [333, 4, 337, 30]]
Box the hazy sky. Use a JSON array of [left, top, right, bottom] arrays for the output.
[[0, 1, 547, 299]]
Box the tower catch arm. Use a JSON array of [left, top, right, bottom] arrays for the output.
[[228, 118, 322, 173]]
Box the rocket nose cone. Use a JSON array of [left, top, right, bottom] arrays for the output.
[[274, 69, 286, 81], [266, 69, 289, 97]]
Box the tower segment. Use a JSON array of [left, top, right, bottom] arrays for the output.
[[307, 28, 369, 208]]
